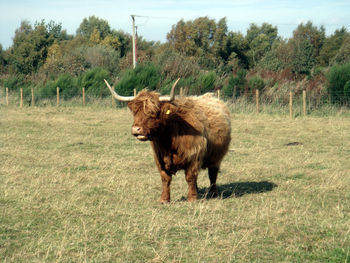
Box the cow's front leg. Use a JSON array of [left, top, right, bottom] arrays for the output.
[[159, 170, 172, 203], [185, 166, 198, 201]]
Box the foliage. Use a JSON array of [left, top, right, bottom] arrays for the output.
[[327, 62, 350, 104], [224, 33, 249, 69], [36, 80, 57, 100], [2, 74, 28, 91], [1, 16, 350, 105], [196, 71, 217, 94], [344, 81, 350, 100], [167, 17, 229, 68], [0, 44, 5, 73], [76, 16, 111, 39], [332, 36, 350, 65], [290, 21, 325, 75], [156, 47, 200, 79], [8, 20, 70, 75], [79, 67, 110, 97], [319, 27, 349, 66], [115, 62, 161, 96], [56, 74, 79, 99], [248, 76, 265, 91], [34, 75, 79, 101], [257, 39, 291, 71], [80, 45, 121, 75], [223, 69, 247, 98], [291, 36, 316, 75], [246, 23, 278, 68]]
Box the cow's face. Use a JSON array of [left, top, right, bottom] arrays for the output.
[[127, 91, 164, 141], [104, 78, 180, 141]]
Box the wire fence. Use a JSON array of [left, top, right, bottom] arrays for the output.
[[1, 87, 349, 117]]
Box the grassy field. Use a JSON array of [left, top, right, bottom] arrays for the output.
[[1, 105, 350, 262]]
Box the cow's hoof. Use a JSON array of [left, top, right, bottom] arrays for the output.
[[208, 190, 218, 198], [159, 199, 170, 204], [187, 196, 198, 202]]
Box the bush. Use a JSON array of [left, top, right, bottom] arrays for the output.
[[56, 74, 79, 100], [222, 69, 247, 98], [197, 71, 216, 94], [36, 80, 57, 100], [2, 74, 28, 91], [249, 76, 265, 91], [344, 81, 350, 100], [159, 78, 187, 96], [116, 63, 161, 96], [80, 67, 110, 97], [327, 62, 350, 104]]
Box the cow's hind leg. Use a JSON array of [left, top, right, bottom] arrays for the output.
[[208, 167, 219, 198]]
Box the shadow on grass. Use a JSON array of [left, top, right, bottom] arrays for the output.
[[199, 181, 277, 200]]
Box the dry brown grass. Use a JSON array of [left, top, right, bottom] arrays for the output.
[[1, 105, 349, 262]]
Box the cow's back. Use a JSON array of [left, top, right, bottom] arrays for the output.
[[190, 94, 231, 168]]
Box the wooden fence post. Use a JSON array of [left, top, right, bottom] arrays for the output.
[[289, 91, 293, 118], [20, 88, 23, 108], [256, 89, 259, 113], [82, 88, 85, 106], [6, 87, 8, 106], [57, 87, 60, 106], [134, 89, 137, 96], [217, 89, 221, 99], [303, 90, 306, 116], [31, 88, 35, 106], [180, 87, 183, 97]]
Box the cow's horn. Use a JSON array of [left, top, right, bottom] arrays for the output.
[[104, 79, 135, 102], [159, 78, 180, 102]]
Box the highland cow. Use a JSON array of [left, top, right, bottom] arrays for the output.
[[104, 79, 231, 203]]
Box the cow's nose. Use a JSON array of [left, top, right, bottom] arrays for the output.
[[132, 126, 142, 135]]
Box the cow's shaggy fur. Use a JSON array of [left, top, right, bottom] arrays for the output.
[[127, 90, 231, 202]]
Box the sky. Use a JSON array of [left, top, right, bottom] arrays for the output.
[[0, 0, 350, 49]]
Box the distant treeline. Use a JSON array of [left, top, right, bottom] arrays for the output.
[[0, 16, 350, 105]]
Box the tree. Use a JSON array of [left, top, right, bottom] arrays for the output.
[[226, 32, 249, 69], [213, 17, 229, 60], [42, 37, 89, 77], [258, 39, 292, 71], [82, 44, 121, 75], [46, 20, 72, 42], [8, 19, 69, 75], [291, 36, 315, 75], [246, 23, 278, 67], [155, 46, 200, 79], [76, 16, 111, 40], [167, 17, 231, 68], [332, 35, 350, 65], [10, 20, 50, 74], [319, 27, 348, 66], [290, 21, 325, 74], [0, 44, 5, 73], [246, 23, 278, 45]]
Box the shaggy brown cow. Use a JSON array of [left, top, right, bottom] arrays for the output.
[[104, 79, 231, 203]]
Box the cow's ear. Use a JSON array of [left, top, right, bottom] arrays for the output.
[[161, 103, 177, 119]]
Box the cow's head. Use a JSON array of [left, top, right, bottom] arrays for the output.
[[104, 79, 180, 141]]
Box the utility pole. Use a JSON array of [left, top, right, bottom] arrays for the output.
[[131, 15, 137, 68]]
